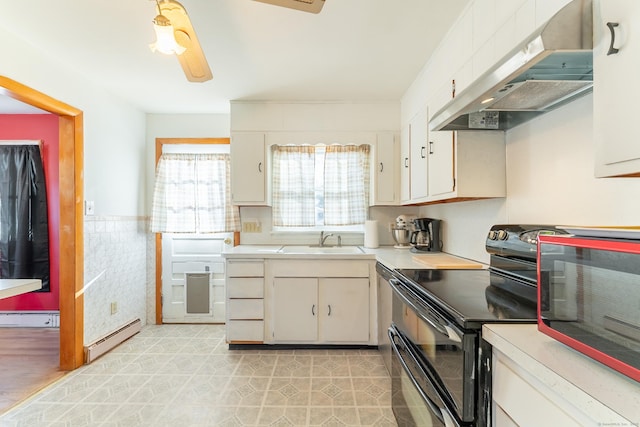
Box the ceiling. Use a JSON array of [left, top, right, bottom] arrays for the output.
[[0, 0, 469, 115]]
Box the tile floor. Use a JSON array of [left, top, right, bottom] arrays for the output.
[[0, 324, 397, 426]]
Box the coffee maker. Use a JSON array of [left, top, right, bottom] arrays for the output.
[[410, 218, 442, 252]]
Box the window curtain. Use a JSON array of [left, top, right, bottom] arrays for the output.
[[0, 144, 50, 291], [150, 153, 240, 233], [324, 144, 370, 226], [271, 145, 316, 227]]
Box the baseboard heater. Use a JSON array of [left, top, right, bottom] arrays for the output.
[[84, 318, 142, 363]]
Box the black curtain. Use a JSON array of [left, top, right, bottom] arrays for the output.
[[0, 144, 50, 292]]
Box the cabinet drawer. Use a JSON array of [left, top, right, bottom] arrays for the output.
[[227, 278, 264, 298], [270, 260, 370, 277], [227, 320, 264, 343], [228, 299, 264, 319], [227, 261, 264, 277]]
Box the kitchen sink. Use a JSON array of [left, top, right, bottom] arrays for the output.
[[278, 245, 364, 254]]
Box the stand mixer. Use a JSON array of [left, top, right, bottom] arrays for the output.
[[391, 215, 413, 249]]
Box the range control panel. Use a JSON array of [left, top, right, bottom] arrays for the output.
[[485, 224, 568, 260]]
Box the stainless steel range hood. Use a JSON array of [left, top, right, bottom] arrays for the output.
[[429, 0, 593, 132]]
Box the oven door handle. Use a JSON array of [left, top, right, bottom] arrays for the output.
[[388, 326, 461, 427], [389, 278, 461, 342]]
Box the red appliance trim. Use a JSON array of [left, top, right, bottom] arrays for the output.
[[537, 234, 640, 383]]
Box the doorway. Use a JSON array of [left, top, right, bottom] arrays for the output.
[[153, 138, 238, 324], [0, 76, 85, 371]]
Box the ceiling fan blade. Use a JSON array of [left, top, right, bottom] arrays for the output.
[[253, 0, 325, 14], [159, 0, 212, 82]]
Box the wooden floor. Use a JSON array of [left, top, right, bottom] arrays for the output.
[[0, 328, 65, 414]]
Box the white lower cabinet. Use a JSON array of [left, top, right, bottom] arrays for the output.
[[266, 260, 375, 345], [272, 277, 318, 342], [489, 338, 634, 427], [271, 277, 370, 344]]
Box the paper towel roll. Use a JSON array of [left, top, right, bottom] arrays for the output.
[[364, 220, 379, 248]]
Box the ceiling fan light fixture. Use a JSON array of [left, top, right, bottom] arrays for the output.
[[149, 12, 186, 55], [148, 0, 212, 82]]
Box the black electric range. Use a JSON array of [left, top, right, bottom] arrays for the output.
[[387, 224, 568, 427]]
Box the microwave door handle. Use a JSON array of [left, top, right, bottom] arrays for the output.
[[388, 327, 447, 426]]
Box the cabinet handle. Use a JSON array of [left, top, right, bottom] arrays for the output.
[[312, 304, 315, 316], [404, 157, 409, 168], [429, 141, 434, 155], [328, 305, 332, 316], [258, 162, 263, 172], [421, 147, 426, 158], [379, 162, 384, 173], [607, 22, 620, 55]]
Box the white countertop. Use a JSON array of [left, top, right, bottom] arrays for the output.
[[0, 279, 42, 299], [483, 324, 640, 425], [221, 244, 486, 268]]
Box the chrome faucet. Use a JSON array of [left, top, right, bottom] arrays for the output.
[[319, 231, 334, 247]]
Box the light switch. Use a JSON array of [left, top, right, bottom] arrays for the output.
[[85, 200, 95, 216]]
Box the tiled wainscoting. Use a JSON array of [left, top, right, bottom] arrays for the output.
[[83, 216, 150, 345], [1, 324, 397, 426]]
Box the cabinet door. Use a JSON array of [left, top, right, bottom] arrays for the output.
[[272, 278, 318, 342], [400, 123, 411, 204], [428, 130, 455, 198], [409, 107, 429, 201], [319, 278, 370, 343], [594, 0, 640, 176], [373, 132, 398, 205], [230, 132, 266, 204]]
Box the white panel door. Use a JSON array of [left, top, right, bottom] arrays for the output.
[[161, 233, 233, 323]]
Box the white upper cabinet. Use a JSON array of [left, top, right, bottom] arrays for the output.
[[593, 0, 640, 177], [409, 107, 429, 202], [427, 130, 455, 198], [230, 132, 268, 205], [373, 132, 399, 206]]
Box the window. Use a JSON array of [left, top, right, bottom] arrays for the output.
[[271, 144, 370, 229], [150, 153, 240, 233]]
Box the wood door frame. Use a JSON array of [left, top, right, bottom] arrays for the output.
[[0, 76, 84, 370], [154, 138, 238, 324]]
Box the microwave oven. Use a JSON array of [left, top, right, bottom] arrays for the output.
[[537, 234, 640, 382]]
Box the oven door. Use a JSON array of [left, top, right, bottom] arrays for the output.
[[389, 325, 463, 427], [389, 276, 477, 424]]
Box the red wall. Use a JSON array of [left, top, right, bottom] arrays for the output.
[[0, 114, 60, 310]]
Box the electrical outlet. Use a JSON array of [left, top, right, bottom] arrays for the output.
[[388, 222, 395, 232], [110, 302, 117, 315]]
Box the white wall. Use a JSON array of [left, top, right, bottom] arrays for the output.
[[0, 26, 150, 341], [0, 27, 146, 217], [420, 93, 640, 263]]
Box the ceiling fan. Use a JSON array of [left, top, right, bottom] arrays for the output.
[[149, 0, 212, 82], [253, 0, 325, 14]]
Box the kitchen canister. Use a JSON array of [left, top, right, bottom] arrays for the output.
[[364, 219, 379, 248]]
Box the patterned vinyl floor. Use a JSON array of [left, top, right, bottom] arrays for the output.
[[0, 324, 397, 427]]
